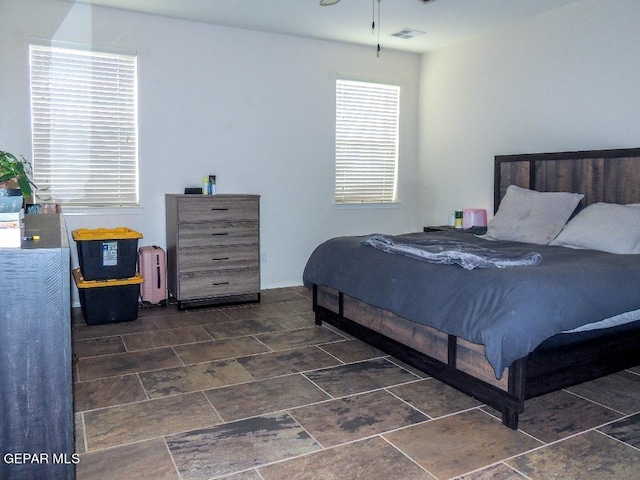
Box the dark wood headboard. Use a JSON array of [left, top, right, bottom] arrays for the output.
[[494, 148, 640, 213]]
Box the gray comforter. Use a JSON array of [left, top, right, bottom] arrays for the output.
[[303, 230, 640, 379]]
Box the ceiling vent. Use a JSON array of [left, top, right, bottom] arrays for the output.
[[390, 28, 426, 39]]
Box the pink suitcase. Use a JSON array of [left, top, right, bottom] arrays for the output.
[[137, 245, 167, 307]]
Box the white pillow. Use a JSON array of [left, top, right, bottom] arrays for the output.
[[551, 202, 640, 254], [480, 185, 583, 245]]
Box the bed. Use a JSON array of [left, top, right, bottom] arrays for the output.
[[303, 147, 640, 430]]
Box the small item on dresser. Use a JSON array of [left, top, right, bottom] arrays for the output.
[[208, 175, 216, 195], [463, 208, 488, 230], [202, 176, 209, 195], [448, 214, 456, 227], [454, 210, 463, 229]]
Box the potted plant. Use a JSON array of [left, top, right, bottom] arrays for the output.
[[0, 150, 37, 213], [0, 150, 36, 197]]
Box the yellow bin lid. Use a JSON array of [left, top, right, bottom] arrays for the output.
[[72, 227, 143, 241], [72, 268, 144, 288]]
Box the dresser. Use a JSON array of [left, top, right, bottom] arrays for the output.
[[0, 214, 75, 480], [165, 194, 260, 309]]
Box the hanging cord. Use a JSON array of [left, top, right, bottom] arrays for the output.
[[376, 0, 381, 57], [370, 0, 382, 57], [371, 0, 376, 31]]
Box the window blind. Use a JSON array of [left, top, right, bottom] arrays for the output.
[[29, 44, 138, 207], [335, 79, 400, 204]]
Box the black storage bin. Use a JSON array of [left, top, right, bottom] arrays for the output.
[[73, 269, 144, 325], [72, 227, 143, 280]]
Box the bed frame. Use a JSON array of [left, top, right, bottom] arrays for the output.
[[313, 147, 640, 429]]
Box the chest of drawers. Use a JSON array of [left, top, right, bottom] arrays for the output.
[[165, 194, 260, 309]]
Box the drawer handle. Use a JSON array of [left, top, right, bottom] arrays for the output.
[[212, 257, 229, 261], [212, 281, 230, 286], [211, 208, 229, 211], [211, 232, 229, 236]]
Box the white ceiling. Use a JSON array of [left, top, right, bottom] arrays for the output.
[[64, 0, 582, 53]]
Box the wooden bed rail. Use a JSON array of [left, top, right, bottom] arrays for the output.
[[312, 285, 526, 429]]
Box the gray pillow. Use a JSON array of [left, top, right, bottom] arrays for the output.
[[551, 202, 640, 254], [480, 185, 583, 245]]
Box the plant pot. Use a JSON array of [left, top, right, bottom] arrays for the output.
[[0, 188, 24, 213]]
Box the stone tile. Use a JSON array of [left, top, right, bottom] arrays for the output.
[[290, 389, 428, 447], [384, 410, 542, 479], [84, 392, 221, 450], [121, 325, 213, 351], [322, 323, 355, 340], [72, 317, 159, 340], [151, 309, 230, 329], [237, 346, 342, 380], [74, 336, 126, 358], [599, 412, 640, 448], [507, 430, 640, 479], [223, 303, 297, 321], [256, 326, 347, 351], [456, 463, 527, 479], [319, 339, 386, 363], [274, 299, 313, 314], [483, 390, 622, 443], [139, 359, 255, 398], [136, 304, 180, 318], [173, 337, 270, 364], [264, 314, 314, 330], [75, 412, 86, 454], [389, 378, 482, 418], [385, 356, 430, 378], [259, 437, 435, 480], [166, 412, 321, 479], [304, 357, 418, 397], [202, 318, 282, 339], [567, 371, 640, 415], [205, 374, 330, 421], [77, 347, 182, 381], [259, 287, 309, 304], [74, 374, 147, 411], [76, 438, 179, 480], [218, 471, 263, 480]]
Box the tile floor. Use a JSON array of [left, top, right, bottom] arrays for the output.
[[72, 287, 640, 480]]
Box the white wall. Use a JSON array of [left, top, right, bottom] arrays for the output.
[[0, 0, 421, 291], [418, 0, 640, 226]]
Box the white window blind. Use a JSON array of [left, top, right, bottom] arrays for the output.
[[335, 79, 400, 204], [29, 44, 138, 207]]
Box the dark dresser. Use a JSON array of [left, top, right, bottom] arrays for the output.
[[0, 214, 75, 479]]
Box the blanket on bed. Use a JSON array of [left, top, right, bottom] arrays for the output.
[[361, 234, 541, 270], [303, 230, 640, 378]]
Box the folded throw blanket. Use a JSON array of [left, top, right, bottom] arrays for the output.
[[361, 234, 541, 270]]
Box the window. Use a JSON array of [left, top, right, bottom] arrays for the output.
[[29, 44, 138, 207], [334, 79, 400, 204]]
